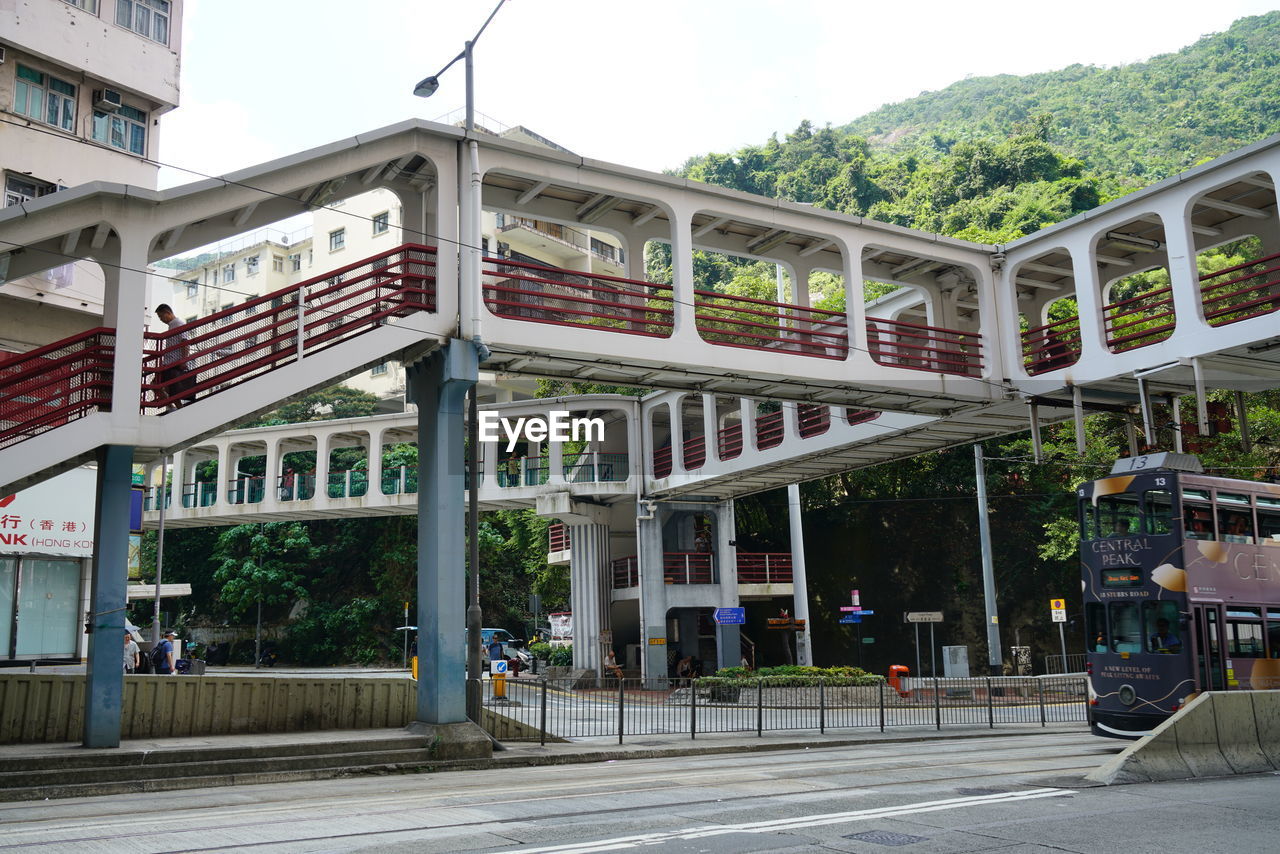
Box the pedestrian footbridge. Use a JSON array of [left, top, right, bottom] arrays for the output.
[[2, 119, 1279, 746]]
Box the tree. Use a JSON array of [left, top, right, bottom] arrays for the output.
[[212, 522, 314, 617]]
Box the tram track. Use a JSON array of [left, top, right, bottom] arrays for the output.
[[0, 733, 1112, 852]]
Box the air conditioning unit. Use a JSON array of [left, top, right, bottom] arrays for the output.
[[93, 89, 123, 111]]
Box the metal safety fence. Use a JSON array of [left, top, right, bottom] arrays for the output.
[[474, 674, 1087, 745]]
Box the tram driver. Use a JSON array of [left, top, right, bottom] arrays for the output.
[[1149, 618, 1182, 654]]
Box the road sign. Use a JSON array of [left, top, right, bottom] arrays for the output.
[[905, 611, 943, 623], [1052, 610, 1067, 623], [839, 606, 858, 612], [1050, 598, 1067, 623], [713, 607, 746, 625], [648, 637, 666, 645], [850, 609, 874, 616], [491, 659, 508, 675], [839, 614, 862, 624]]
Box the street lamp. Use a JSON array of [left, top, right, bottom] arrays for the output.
[[411, 0, 509, 132], [413, 0, 509, 714]]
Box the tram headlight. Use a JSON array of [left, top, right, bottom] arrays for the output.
[[1118, 684, 1137, 706]]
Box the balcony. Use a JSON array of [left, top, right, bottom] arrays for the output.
[[495, 214, 625, 267]]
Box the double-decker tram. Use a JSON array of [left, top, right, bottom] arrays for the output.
[[1079, 453, 1280, 738]]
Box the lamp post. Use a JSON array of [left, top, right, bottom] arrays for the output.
[[413, 0, 509, 712]]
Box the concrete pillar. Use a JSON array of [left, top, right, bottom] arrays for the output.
[[668, 208, 697, 337], [368, 429, 384, 499], [84, 444, 133, 747], [569, 522, 610, 672], [101, 238, 149, 422], [263, 440, 280, 507], [407, 339, 478, 725], [214, 441, 230, 508], [316, 431, 333, 501], [1160, 203, 1211, 339], [739, 398, 757, 453], [714, 500, 741, 671], [636, 507, 667, 680], [548, 439, 565, 485]]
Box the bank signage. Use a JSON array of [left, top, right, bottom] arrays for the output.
[[0, 468, 96, 557]]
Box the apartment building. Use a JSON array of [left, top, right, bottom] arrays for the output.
[[1, 0, 182, 662], [0, 0, 183, 353]]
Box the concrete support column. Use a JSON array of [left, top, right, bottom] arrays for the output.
[[569, 522, 610, 672], [787, 484, 812, 666], [548, 439, 565, 485], [214, 442, 230, 508], [101, 237, 150, 421], [1068, 237, 1109, 359], [714, 500, 741, 672], [842, 239, 871, 361], [702, 394, 719, 464], [636, 507, 667, 680], [262, 441, 280, 508], [1160, 203, 1211, 341], [315, 431, 333, 501], [84, 444, 134, 748], [408, 339, 478, 725], [368, 430, 384, 501], [739, 398, 756, 453], [668, 207, 697, 337]]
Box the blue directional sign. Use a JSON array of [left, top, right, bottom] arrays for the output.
[[491, 659, 508, 675], [713, 607, 746, 625], [850, 609, 874, 616], [839, 614, 862, 624]]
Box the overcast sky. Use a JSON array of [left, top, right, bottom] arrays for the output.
[[157, 0, 1280, 188]]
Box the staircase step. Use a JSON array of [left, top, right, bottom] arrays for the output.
[[0, 733, 428, 774], [0, 745, 440, 789]]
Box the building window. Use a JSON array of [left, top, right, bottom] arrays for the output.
[[371, 362, 388, 376], [289, 253, 302, 272], [4, 174, 58, 207], [14, 65, 76, 132], [64, 0, 99, 13], [116, 0, 169, 45], [222, 265, 235, 283], [372, 211, 390, 235], [272, 255, 285, 273], [91, 105, 148, 155], [245, 255, 260, 275], [329, 229, 346, 252], [185, 281, 198, 299]]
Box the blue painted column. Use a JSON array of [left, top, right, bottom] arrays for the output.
[[408, 340, 478, 724], [84, 445, 134, 748]]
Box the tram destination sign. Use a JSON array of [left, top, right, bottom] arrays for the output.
[[904, 611, 944, 623]]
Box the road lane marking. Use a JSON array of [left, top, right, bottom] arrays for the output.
[[493, 787, 1072, 853]]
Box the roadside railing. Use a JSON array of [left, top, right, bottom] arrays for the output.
[[475, 675, 1087, 744], [1042, 653, 1087, 674]]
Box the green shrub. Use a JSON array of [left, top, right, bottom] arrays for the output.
[[703, 664, 884, 689], [547, 644, 573, 667], [529, 642, 552, 661]]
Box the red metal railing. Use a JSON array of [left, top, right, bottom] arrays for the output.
[[664, 552, 715, 584], [1200, 251, 1280, 327], [694, 290, 848, 359], [683, 434, 706, 470], [548, 523, 570, 553], [142, 244, 437, 411], [1103, 283, 1175, 352], [0, 328, 115, 451], [653, 443, 673, 478], [612, 556, 639, 589], [755, 410, 784, 450], [866, 318, 983, 376], [1022, 315, 1082, 374], [736, 552, 793, 584], [717, 422, 743, 460], [482, 256, 673, 338], [797, 404, 829, 438], [845, 409, 880, 425]]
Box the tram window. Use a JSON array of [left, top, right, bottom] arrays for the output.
[[1226, 607, 1264, 658], [1086, 603, 1108, 652], [1143, 489, 1173, 535], [1267, 609, 1280, 658], [1183, 502, 1214, 540], [1258, 502, 1280, 544], [1144, 601, 1182, 653], [1098, 494, 1140, 537], [1217, 506, 1255, 544], [1109, 602, 1143, 653]]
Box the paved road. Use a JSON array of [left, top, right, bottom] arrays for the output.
[[4, 730, 1276, 852]]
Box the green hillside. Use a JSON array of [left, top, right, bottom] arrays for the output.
[[845, 12, 1280, 181]]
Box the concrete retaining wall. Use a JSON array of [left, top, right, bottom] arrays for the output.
[[0, 673, 542, 744], [1087, 690, 1280, 785]]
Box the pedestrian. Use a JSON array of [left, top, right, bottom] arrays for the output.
[[153, 304, 196, 409], [123, 631, 139, 674], [153, 630, 178, 675]]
